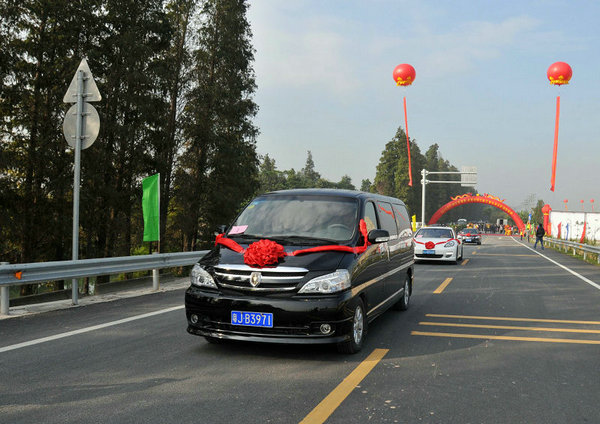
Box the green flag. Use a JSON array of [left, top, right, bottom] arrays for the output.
[[142, 173, 160, 242]]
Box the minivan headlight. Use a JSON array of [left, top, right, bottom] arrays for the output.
[[444, 240, 456, 247], [190, 264, 217, 289], [299, 270, 351, 294]]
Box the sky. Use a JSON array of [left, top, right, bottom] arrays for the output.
[[246, 0, 600, 212]]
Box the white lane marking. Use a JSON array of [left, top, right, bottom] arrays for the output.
[[0, 305, 184, 354], [510, 237, 600, 290]]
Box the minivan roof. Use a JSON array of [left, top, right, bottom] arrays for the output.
[[263, 188, 407, 207]]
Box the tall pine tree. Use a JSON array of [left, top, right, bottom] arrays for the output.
[[173, 0, 259, 250]]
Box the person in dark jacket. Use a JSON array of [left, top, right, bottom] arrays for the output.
[[534, 223, 545, 250]]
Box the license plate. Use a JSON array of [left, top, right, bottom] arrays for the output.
[[231, 311, 273, 328], [465, 238, 472, 242], [423, 249, 435, 254]]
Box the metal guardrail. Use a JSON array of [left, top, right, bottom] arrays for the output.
[[545, 238, 600, 262], [0, 251, 208, 315]]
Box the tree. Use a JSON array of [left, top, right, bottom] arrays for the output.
[[531, 199, 545, 226], [373, 126, 424, 217], [173, 0, 259, 250], [81, 0, 171, 261], [153, 0, 196, 251], [300, 151, 320, 187], [0, 0, 101, 294], [336, 175, 355, 190], [360, 179, 372, 192], [258, 154, 286, 193]]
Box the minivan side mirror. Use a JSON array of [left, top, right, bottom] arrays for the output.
[[215, 224, 228, 236], [367, 229, 390, 244]]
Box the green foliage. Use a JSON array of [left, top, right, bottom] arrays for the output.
[[373, 127, 469, 220], [360, 179, 372, 192], [531, 199, 545, 225], [256, 152, 356, 194], [1, 1, 260, 276], [172, 0, 259, 250]]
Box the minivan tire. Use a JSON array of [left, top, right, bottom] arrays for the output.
[[337, 299, 366, 354], [393, 274, 411, 311]]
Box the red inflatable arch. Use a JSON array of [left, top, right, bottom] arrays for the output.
[[428, 193, 525, 233]]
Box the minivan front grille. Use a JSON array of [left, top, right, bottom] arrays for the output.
[[214, 264, 308, 292]]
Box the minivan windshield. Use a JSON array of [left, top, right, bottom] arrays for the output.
[[229, 195, 359, 243]]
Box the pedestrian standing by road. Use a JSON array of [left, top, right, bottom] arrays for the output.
[[534, 223, 545, 250]]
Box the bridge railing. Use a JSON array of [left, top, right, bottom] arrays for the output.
[[0, 251, 209, 315], [544, 238, 600, 263]]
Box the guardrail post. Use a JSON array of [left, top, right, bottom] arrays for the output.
[[1, 262, 9, 315], [152, 252, 159, 291]]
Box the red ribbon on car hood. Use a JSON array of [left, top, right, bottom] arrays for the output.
[[215, 219, 371, 267], [414, 238, 460, 247]]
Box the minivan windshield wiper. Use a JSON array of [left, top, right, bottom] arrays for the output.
[[228, 234, 346, 245], [227, 234, 263, 241], [267, 235, 343, 245]]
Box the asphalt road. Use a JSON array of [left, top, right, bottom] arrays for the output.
[[1, 236, 599, 424]]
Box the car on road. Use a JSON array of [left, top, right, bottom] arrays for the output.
[[185, 189, 415, 354], [457, 228, 482, 245], [413, 226, 462, 263]]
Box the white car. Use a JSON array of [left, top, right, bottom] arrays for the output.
[[413, 226, 463, 263]]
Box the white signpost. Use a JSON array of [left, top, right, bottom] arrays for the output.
[[460, 166, 478, 187], [421, 167, 477, 227], [63, 59, 101, 305]]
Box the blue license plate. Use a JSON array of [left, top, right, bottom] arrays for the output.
[[423, 249, 435, 254], [231, 311, 273, 328]]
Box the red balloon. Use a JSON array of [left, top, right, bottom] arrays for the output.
[[547, 62, 572, 85], [393, 64, 416, 86]]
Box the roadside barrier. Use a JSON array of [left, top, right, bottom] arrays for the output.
[[0, 251, 208, 315], [544, 238, 600, 263]]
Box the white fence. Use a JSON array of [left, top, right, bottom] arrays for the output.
[[549, 211, 600, 243]]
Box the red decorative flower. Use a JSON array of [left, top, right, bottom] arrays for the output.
[[244, 239, 286, 268], [425, 241, 435, 249]]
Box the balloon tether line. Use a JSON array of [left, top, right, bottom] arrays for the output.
[[550, 95, 560, 192], [403, 96, 413, 186]]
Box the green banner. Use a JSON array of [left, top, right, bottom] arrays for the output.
[[142, 173, 160, 242]]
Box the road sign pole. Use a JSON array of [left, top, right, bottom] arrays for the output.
[[71, 70, 84, 305], [63, 59, 101, 306]]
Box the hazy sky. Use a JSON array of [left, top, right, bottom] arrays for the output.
[[247, 0, 600, 212]]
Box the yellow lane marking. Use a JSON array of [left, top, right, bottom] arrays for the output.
[[433, 278, 453, 294], [472, 251, 477, 255], [300, 348, 388, 424], [419, 322, 600, 334], [411, 331, 600, 345], [461, 259, 469, 265], [426, 314, 600, 325]]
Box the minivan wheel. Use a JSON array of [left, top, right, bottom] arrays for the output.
[[337, 300, 366, 354], [394, 275, 410, 311]]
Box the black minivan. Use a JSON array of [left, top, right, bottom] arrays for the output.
[[185, 189, 414, 353]]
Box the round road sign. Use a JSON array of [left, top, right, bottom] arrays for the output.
[[63, 102, 100, 150]]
